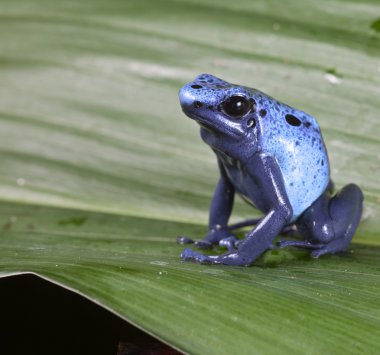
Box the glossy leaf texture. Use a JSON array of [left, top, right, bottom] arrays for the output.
[[0, 0, 379, 353]]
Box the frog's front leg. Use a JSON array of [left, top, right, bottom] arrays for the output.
[[178, 159, 237, 250], [181, 154, 293, 266]]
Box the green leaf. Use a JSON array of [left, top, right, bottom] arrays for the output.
[[0, 0, 379, 353], [370, 17, 380, 32]]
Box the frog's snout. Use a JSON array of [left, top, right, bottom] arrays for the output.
[[179, 73, 226, 113], [178, 74, 206, 109], [178, 84, 194, 112]]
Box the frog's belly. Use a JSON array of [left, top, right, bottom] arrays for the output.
[[224, 166, 270, 214], [223, 159, 329, 223]]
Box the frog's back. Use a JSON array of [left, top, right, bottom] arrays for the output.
[[254, 93, 329, 221]]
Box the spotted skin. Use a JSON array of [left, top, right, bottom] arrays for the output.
[[178, 74, 363, 266], [257, 94, 329, 221]]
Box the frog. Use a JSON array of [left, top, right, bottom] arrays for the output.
[[177, 73, 363, 266]]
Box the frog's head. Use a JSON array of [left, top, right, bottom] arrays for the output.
[[179, 74, 259, 160]]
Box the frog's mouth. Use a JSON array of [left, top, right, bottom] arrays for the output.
[[185, 111, 243, 138]]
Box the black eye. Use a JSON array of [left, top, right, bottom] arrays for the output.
[[222, 95, 251, 118], [285, 114, 302, 126]]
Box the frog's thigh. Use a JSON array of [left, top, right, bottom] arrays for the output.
[[297, 191, 334, 244], [328, 184, 363, 239], [298, 184, 363, 250]]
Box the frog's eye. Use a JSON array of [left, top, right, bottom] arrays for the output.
[[222, 95, 251, 118]]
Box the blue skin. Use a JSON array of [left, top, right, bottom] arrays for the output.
[[178, 74, 363, 266]]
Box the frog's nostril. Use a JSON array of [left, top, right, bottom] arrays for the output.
[[191, 85, 202, 89], [194, 101, 203, 108]]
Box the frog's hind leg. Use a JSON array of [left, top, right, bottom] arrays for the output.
[[298, 184, 363, 258], [311, 184, 363, 258]]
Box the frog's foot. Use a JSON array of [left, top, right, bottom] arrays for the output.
[[180, 248, 251, 266], [310, 238, 352, 258], [181, 248, 214, 264], [277, 239, 324, 249], [176, 236, 195, 245], [176, 236, 213, 249], [194, 240, 213, 249]]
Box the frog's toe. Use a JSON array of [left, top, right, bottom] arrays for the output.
[[311, 249, 323, 258], [194, 240, 213, 249], [176, 236, 195, 245], [277, 239, 293, 248], [177, 236, 213, 249], [180, 248, 212, 264], [277, 239, 306, 248], [219, 236, 239, 251]]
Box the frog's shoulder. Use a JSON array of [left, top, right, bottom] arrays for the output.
[[253, 94, 322, 155]]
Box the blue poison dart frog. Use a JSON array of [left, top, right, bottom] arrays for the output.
[[177, 74, 363, 266]]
